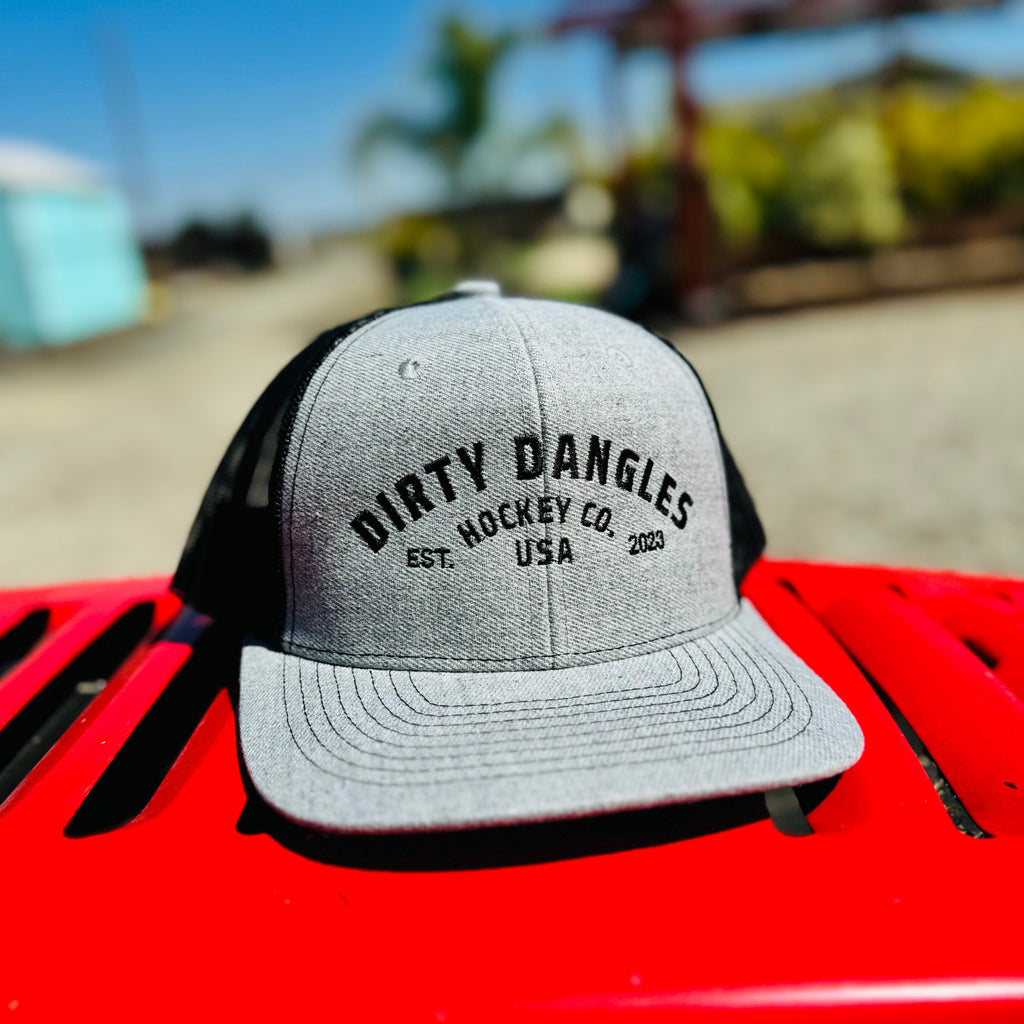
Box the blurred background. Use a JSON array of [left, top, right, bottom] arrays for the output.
[[2, 0, 1023, 586]]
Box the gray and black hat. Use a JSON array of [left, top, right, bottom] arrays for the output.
[[174, 283, 863, 832]]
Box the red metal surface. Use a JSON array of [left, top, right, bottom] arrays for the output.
[[2, 560, 1023, 1021]]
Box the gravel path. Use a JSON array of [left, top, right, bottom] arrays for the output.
[[1, 265, 1020, 587]]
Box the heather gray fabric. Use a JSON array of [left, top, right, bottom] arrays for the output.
[[240, 600, 863, 831], [279, 297, 733, 670], [238, 293, 864, 831]]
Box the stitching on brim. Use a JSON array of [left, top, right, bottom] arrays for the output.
[[283, 602, 742, 666]]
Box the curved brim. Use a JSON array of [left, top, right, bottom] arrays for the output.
[[238, 600, 863, 832]]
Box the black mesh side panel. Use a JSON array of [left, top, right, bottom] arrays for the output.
[[170, 320, 372, 634], [173, 292, 465, 642], [718, 435, 766, 587], [653, 334, 766, 591]]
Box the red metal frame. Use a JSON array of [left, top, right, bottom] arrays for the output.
[[2, 560, 1023, 1021], [553, 0, 1004, 313]]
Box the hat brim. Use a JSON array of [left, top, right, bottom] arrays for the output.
[[238, 600, 863, 833]]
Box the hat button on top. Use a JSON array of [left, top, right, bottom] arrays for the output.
[[452, 280, 501, 297]]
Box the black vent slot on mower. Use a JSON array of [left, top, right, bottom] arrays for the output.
[[65, 614, 232, 838], [772, 576, 990, 839], [960, 638, 999, 671], [0, 603, 155, 807], [856, 665, 989, 838], [0, 610, 50, 679]]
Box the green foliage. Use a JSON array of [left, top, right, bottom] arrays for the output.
[[703, 121, 787, 246], [789, 116, 906, 247], [355, 13, 583, 202], [356, 11, 591, 301], [165, 212, 273, 272], [355, 15, 518, 195], [884, 80, 1024, 215], [702, 79, 1024, 253]]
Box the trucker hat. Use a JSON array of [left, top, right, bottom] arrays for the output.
[[173, 282, 863, 832]]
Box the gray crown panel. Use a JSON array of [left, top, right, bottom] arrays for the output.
[[279, 297, 735, 671]]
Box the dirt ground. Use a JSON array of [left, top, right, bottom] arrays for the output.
[[1, 254, 1021, 588]]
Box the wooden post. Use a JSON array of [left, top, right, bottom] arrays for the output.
[[667, 1, 717, 319]]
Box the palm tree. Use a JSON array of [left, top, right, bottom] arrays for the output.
[[356, 15, 519, 199]]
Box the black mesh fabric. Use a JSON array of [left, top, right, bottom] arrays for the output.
[[654, 335, 766, 591], [718, 435, 767, 588], [173, 299, 766, 646], [171, 310, 396, 639]]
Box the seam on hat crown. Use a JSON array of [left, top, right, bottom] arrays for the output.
[[498, 298, 556, 669]]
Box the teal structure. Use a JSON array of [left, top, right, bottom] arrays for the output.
[[0, 147, 146, 348]]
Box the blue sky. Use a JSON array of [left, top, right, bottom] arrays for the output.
[[3, 0, 1024, 237]]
